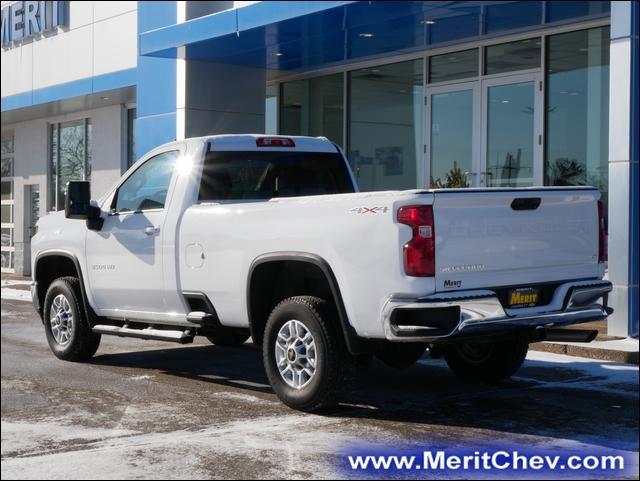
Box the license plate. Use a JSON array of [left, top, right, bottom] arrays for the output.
[[508, 287, 540, 308]]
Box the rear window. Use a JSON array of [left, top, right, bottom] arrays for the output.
[[198, 151, 354, 201]]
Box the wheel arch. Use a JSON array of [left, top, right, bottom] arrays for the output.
[[33, 250, 93, 323], [246, 252, 377, 355]]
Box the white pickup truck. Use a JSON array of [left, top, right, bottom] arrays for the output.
[[31, 134, 612, 411]]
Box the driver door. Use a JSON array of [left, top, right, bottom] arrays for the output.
[[86, 150, 179, 320]]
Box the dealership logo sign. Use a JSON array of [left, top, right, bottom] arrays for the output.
[[1, 1, 67, 48]]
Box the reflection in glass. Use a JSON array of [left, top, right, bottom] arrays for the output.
[[265, 84, 278, 135], [349, 60, 423, 191], [1, 181, 11, 200], [430, 90, 473, 188], [546, 1, 610, 23], [1, 158, 13, 177], [49, 119, 92, 211], [484, 1, 542, 34], [546, 27, 609, 215], [280, 74, 344, 147], [127, 108, 136, 168], [486, 82, 534, 187], [485, 38, 541, 75], [429, 49, 478, 84], [1, 204, 11, 224], [0, 251, 12, 269], [1, 228, 12, 247]]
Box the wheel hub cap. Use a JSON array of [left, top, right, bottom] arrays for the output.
[[49, 294, 74, 346], [275, 320, 317, 389]]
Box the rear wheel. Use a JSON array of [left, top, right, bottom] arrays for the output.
[[205, 326, 250, 346], [43, 277, 101, 361], [263, 296, 348, 412], [375, 342, 428, 369], [443, 339, 528, 383]]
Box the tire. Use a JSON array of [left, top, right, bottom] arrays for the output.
[[263, 296, 347, 412], [375, 342, 428, 369], [443, 339, 528, 383], [205, 326, 250, 346], [43, 277, 101, 361]]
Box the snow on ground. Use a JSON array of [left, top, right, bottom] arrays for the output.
[[0, 413, 376, 479], [1, 288, 31, 302], [1, 279, 31, 287]]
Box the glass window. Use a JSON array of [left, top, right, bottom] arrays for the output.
[[545, 27, 610, 212], [1, 204, 12, 224], [280, 73, 344, 147], [349, 59, 424, 191], [429, 49, 478, 84], [265, 85, 278, 135], [113, 151, 178, 213], [49, 119, 92, 211], [1, 181, 11, 200], [484, 1, 543, 34], [427, 6, 481, 46], [199, 151, 354, 201], [486, 81, 536, 187], [0, 135, 13, 154], [1, 228, 12, 247], [485, 38, 541, 75], [127, 108, 136, 169], [1, 157, 13, 177], [0, 251, 12, 270], [430, 89, 474, 188], [546, 1, 610, 23]]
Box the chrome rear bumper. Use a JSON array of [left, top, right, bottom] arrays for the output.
[[383, 279, 612, 342]]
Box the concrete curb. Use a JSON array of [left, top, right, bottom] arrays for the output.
[[530, 341, 639, 365]]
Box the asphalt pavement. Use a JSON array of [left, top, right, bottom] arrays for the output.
[[1, 297, 638, 479]]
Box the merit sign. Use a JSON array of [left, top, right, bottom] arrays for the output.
[[1, 1, 68, 47]]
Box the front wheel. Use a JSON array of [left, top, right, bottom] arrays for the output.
[[263, 296, 347, 412], [443, 339, 528, 383], [43, 277, 101, 361]]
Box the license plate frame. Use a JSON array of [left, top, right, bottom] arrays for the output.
[[507, 287, 540, 309]]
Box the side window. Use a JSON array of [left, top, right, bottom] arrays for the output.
[[113, 151, 178, 213]]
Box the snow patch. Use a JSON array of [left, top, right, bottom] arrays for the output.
[[1, 288, 32, 302], [1, 420, 139, 457]]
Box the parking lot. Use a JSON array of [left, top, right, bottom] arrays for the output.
[[2, 297, 638, 479]]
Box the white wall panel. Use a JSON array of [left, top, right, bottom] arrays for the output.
[[67, 0, 94, 29], [0, 40, 33, 97], [32, 24, 93, 90], [93, 10, 137, 76], [93, 1, 136, 21], [1, 1, 137, 98]]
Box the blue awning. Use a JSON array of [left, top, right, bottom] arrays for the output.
[[139, 1, 608, 72]]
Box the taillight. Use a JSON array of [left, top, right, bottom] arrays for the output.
[[597, 200, 607, 263], [256, 137, 295, 147], [397, 205, 435, 277]]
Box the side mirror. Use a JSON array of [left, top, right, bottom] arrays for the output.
[[65, 181, 91, 219], [65, 181, 103, 231]]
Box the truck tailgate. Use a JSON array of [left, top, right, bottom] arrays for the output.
[[432, 188, 601, 292]]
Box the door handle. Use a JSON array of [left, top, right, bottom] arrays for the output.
[[144, 226, 160, 236]]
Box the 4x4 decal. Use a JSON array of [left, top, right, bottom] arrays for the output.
[[349, 206, 389, 214]]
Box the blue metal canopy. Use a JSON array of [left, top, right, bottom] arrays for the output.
[[138, 1, 609, 72]]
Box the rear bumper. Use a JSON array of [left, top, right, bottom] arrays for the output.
[[383, 279, 612, 343]]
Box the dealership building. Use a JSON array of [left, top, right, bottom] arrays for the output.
[[1, 0, 638, 337]]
